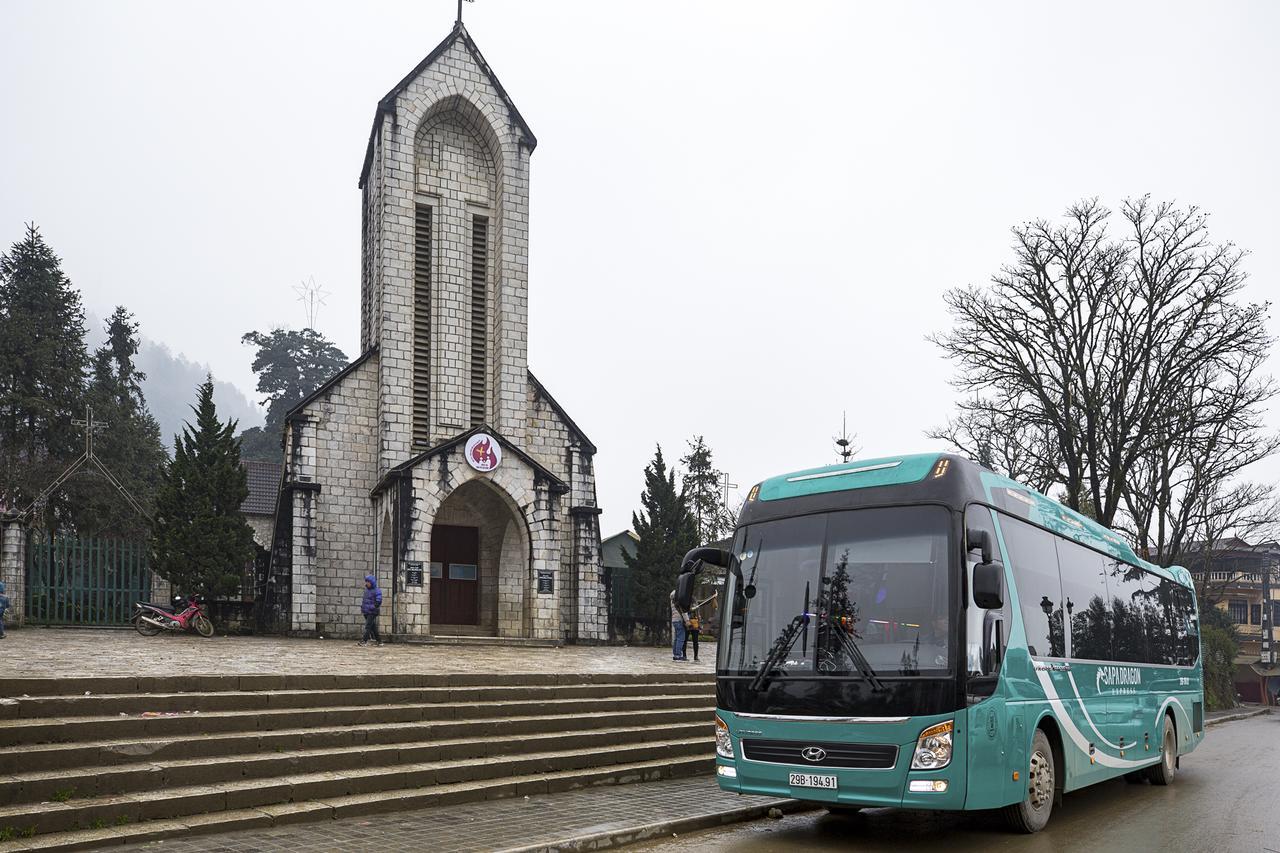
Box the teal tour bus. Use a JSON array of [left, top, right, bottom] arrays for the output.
[[687, 453, 1204, 832]]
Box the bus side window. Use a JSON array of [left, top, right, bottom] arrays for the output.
[[966, 506, 1009, 676], [1000, 513, 1067, 658]]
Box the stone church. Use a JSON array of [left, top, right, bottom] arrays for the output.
[[265, 23, 606, 642]]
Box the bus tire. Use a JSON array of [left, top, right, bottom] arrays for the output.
[[1002, 728, 1055, 833], [1145, 716, 1177, 786]]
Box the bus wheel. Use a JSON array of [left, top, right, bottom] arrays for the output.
[[1146, 717, 1177, 786], [1003, 729, 1055, 833]]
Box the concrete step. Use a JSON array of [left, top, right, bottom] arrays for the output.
[[0, 737, 712, 837], [7, 681, 713, 719], [405, 634, 563, 647], [0, 671, 712, 699], [0, 754, 712, 852], [0, 706, 712, 775], [0, 721, 712, 806], [0, 692, 711, 747]]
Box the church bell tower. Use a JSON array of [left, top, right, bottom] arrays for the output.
[[359, 22, 537, 474]]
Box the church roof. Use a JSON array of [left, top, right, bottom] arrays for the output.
[[378, 423, 569, 496], [359, 23, 537, 189], [241, 460, 282, 516], [528, 370, 597, 455], [285, 346, 379, 422]]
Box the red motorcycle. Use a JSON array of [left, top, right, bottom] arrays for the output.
[[133, 594, 214, 638]]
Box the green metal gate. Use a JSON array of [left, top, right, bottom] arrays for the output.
[[24, 536, 152, 626]]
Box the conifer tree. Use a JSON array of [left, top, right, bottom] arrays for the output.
[[622, 445, 698, 624], [0, 224, 88, 525], [680, 435, 736, 544], [238, 328, 348, 460], [151, 377, 255, 595], [72, 307, 167, 537]]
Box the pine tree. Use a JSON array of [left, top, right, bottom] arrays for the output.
[[680, 435, 736, 544], [621, 445, 698, 624], [150, 377, 255, 595], [71, 307, 167, 538], [238, 328, 348, 460], [0, 224, 88, 526]]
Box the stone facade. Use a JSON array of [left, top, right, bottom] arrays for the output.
[[271, 24, 604, 643], [1, 517, 26, 626]]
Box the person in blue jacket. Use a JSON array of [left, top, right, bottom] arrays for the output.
[[359, 574, 383, 647], [0, 581, 9, 638]]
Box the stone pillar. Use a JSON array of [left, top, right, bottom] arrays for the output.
[[1, 516, 27, 627], [571, 507, 607, 642], [529, 483, 562, 640]]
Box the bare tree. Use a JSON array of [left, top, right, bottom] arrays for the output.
[[927, 398, 1060, 494], [931, 197, 1276, 564], [1181, 485, 1280, 605]]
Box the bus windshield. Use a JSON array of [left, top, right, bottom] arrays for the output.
[[719, 505, 953, 679]]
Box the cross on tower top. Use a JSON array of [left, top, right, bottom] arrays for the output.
[[456, 0, 474, 25]]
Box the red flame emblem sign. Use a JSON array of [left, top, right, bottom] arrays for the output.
[[465, 433, 502, 472]]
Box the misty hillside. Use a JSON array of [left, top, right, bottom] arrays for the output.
[[86, 313, 264, 451]]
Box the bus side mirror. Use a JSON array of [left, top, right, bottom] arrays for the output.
[[973, 561, 1004, 610], [966, 528, 992, 564], [682, 547, 730, 572], [675, 570, 697, 610]]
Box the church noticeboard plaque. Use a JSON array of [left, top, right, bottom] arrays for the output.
[[405, 562, 424, 588], [537, 569, 554, 595]]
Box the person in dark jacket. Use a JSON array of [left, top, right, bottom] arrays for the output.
[[0, 581, 9, 639], [359, 574, 383, 646]]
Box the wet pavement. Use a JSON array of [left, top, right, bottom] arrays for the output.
[[0, 628, 716, 678], [632, 714, 1280, 853]]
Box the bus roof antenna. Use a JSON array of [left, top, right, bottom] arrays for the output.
[[834, 411, 859, 463]]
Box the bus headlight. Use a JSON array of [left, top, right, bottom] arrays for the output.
[[715, 715, 734, 758], [911, 720, 953, 770]]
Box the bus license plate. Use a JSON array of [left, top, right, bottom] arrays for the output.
[[789, 772, 837, 789]]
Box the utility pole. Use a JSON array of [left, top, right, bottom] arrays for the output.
[[1262, 549, 1275, 670]]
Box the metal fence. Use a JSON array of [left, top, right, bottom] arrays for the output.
[[25, 535, 152, 626]]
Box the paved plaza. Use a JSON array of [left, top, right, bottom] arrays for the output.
[[0, 628, 716, 679], [119, 776, 792, 853]]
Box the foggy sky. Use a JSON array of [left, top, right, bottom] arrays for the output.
[[2, 0, 1278, 536]]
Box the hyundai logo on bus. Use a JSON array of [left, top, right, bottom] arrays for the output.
[[801, 747, 827, 763], [1096, 665, 1142, 694]]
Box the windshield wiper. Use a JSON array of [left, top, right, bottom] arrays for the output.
[[824, 616, 885, 692], [748, 582, 810, 692]]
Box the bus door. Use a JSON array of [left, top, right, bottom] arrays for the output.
[[964, 506, 1020, 809]]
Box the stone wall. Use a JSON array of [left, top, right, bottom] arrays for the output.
[[525, 381, 606, 642], [245, 515, 273, 550], [0, 518, 25, 627], [286, 354, 380, 636]]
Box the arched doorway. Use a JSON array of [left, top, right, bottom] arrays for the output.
[[429, 478, 530, 637]]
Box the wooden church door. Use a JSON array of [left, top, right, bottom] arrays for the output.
[[430, 524, 480, 625]]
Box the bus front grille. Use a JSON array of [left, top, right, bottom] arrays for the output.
[[741, 739, 898, 769]]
